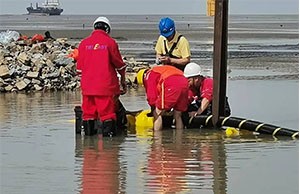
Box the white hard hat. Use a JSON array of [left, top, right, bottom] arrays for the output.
[[184, 62, 202, 78], [93, 16, 111, 30]]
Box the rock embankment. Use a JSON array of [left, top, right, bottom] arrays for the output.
[[0, 38, 149, 93]]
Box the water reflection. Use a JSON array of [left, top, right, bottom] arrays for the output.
[[75, 128, 229, 194], [147, 130, 192, 193], [75, 135, 125, 194], [148, 129, 223, 193], [0, 92, 81, 129], [1, 87, 298, 194]]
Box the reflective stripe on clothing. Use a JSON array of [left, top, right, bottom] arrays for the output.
[[145, 65, 183, 106], [156, 75, 189, 112], [144, 66, 189, 112], [151, 65, 184, 96]]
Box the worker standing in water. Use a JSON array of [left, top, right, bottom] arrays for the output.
[[155, 17, 191, 71], [77, 16, 127, 137], [137, 65, 189, 131]]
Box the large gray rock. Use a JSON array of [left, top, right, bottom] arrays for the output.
[[4, 85, 13, 92], [0, 65, 9, 78], [26, 71, 39, 78], [17, 52, 30, 65], [15, 80, 29, 90]]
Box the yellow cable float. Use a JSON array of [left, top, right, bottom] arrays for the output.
[[225, 127, 240, 137], [135, 109, 154, 128]]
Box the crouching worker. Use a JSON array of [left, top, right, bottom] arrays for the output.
[[138, 65, 189, 131], [183, 62, 231, 126], [77, 16, 127, 137]]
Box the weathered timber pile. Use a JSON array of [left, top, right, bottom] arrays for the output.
[[0, 38, 149, 93]]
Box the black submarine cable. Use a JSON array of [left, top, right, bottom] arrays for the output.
[[75, 105, 298, 138], [189, 115, 299, 138]]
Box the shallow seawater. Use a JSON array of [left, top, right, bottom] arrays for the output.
[[0, 79, 298, 194]]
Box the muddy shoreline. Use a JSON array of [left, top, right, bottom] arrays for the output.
[[2, 14, 298, 80], [13, 29, 298, 80]]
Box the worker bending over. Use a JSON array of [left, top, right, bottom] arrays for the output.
[[137, 65, 189, 130]]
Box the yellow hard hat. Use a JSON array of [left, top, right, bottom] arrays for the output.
[[135, 109, 154, 128], [136, 69, 147, 85]]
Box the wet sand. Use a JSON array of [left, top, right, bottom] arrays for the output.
[[15, 28, 298, 79], [1, 14, 298, 79]]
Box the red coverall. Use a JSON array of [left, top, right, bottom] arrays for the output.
[[144, 65, 189, 112], [77, 30, 126, 121], [188, 77, 213, 103]]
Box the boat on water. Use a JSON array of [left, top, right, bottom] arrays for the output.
[[27, 0, 63, 16]]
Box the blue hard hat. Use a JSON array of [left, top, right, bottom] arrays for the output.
[[159, 17, 175, 38]]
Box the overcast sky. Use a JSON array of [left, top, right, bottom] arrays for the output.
[[0, 0, 299, 15]]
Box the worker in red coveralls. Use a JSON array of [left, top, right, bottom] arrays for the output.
[[183, 62, 231, 119], [140, 65, 189, 131], [77, 16, 127, 137]]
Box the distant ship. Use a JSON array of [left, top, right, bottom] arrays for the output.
[[27, 0, 63, 16]]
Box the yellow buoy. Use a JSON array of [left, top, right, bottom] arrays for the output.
[[135, 109, 154, 128], [225, 127, 240, 137]]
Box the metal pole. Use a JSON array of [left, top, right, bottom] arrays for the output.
[[212, 0, 228, 127]]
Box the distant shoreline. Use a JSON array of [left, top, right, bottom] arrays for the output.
[[1, 14, 298, 40], [15, 28, 299, 41]]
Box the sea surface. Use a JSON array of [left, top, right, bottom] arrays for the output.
[[0, 14, 299, 194], [0, 80, 298, 194]]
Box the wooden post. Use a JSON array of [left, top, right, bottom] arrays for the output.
[[212, 0, 228, 127]]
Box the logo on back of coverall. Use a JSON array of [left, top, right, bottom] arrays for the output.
[[94, 44, 107, 50]]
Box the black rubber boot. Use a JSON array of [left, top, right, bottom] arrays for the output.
[[74, 106, 83, 134], [82, 120, 97, 136], [101, 120, 116, 137], [116, 100, 127, 131]]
